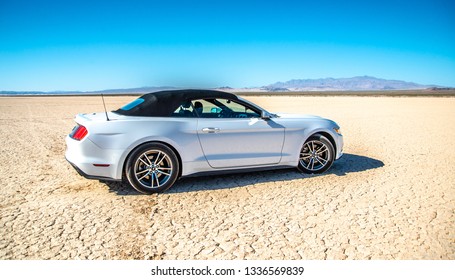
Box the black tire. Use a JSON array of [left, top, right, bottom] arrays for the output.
[[125, 142, 179, 194], [297, 134, 334, 174]]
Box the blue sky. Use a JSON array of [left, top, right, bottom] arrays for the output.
[[0, 0, 454, 91]]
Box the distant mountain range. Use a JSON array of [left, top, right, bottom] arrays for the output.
[[0, 76, 447, 95], [261, 76, 435, 91]]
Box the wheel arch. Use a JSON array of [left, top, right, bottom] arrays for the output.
[[122, 140, 183, 180], [311, 131, 337, 154]]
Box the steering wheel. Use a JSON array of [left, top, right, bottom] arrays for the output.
[[218, 109, 231, 118]]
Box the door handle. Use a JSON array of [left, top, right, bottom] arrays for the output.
[[202, 127, 220, 133]]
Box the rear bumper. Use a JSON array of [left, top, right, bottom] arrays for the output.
[[66, 158, 120, 181], [65, 135, 123, 180]]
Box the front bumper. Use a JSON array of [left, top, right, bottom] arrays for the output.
[[335, 134, 344, 160]]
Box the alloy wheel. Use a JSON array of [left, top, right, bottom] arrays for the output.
[[299, 140, 331, 172], [134, 150, 173, 189]]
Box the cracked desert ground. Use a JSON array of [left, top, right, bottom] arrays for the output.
[[1, 95, 454, 259]]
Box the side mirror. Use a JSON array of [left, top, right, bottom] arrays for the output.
[[261, 111, 271, 120]]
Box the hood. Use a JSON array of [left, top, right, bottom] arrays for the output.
[[276, 113, 323, 119]]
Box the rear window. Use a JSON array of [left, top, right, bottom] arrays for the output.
[[120, 98, 144, 110]]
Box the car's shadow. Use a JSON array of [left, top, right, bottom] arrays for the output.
[[104, 153, 384, 195]]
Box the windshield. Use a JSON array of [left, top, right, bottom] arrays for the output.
[[237, 97, 277, 117]]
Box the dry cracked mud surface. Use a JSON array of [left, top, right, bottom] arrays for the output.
[[1, 95, 454, 259]]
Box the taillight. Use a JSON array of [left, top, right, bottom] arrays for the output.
[[70, 124, 88, 141]]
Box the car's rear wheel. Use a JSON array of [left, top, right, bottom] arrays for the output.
[[125, 143, 179, 194], [298, 134, 334, 174]]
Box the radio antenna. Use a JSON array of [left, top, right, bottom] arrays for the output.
[[101, 94, 110, 121]]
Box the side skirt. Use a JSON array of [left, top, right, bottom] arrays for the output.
[[183, 165, 296, 178]]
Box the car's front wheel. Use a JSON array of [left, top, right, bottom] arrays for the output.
[[298, 134, 334, 174], [125, 143, 179, 194]]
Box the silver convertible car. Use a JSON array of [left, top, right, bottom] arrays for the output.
[[66, 89, 343, 194]]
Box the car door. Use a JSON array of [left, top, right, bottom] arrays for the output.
[[194, 98, 285, 168]]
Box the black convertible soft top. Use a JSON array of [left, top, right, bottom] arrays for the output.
[[114, 89, 238, 117]]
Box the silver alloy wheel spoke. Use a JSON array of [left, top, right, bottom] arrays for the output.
[[139, 157, 149, 166], [143, 153, 152, 165], [157, 170, 170, 176], [156, 153, 167, 165], [136, 169, 149, 175], [154, 151, 162, 164], [317, 156, 328, 164], [304, 144, 310, 153], [138, 172, 149, 181], [155, 174, 160, 188], [306, 158, 312, 169]]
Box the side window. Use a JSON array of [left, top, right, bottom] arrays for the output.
[[192, 98, 260, 118], [171, 100, 197, 118], [191, 99, 219, 117]]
